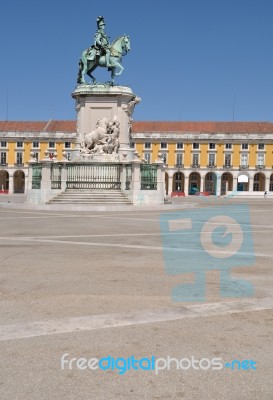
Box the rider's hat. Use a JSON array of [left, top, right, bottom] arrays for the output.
[[97, 16, 106, 28]]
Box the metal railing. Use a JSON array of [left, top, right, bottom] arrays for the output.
[[32, 164, 42, 189], [191, 164, 200, 168], [66, 163, 121, 190], [239, 165, 249, 170], [140, 164, 157, 190], [51, 164, 62, 189], [223, 164, 233, 169], [125, 164, 132, 190]]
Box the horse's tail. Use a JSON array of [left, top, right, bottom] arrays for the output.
[[77, 59, 84, 84]]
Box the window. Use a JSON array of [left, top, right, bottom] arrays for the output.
[[144, 142, 151, 149], [0, 141, 7, 148], [242, 143, 248, 150], [33, 152, 39, 161], [130, 142, 135, 148], [209, 143, 216, 149], [193, 143, 199, 149], [225, 143, 232, 149], [16, 152, 23, 165], [161, 142, 167, 149], [240, 153, 248, 166], [64, 142, 71, 149], [144, 152, 151, 163], [192, 153, 199, 166], [177, 142, 183, 149], [176, 153, 183, 167], [66, 153, 71, 161], [257, 153, 264, 166], [208, 153, 215, 166], [0, 152, 7, 165], [258, 143, 265, 150], [17, 141, 23, 148], [33, 141, 39, 148], [48, 141, 55, 148], [224, 154, 231, 167]]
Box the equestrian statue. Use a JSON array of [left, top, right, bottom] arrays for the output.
[[77, 16, 130, 85]]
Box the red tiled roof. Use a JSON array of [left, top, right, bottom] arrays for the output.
[[44, 120, 76, 132], [0, 120, 76, 132], [131, 121, 273, 134], [1, 120, 273, 134]]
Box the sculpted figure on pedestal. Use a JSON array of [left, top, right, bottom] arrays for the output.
[[81, 116, 120, 155]]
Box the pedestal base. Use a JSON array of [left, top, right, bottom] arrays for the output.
[[72, 84, 140, 161]]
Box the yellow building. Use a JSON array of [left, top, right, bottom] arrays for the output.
[[132, 121, 273, 195], [0, 121, 76, 193], [1, 120, 273, 195]]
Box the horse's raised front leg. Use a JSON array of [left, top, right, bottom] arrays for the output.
[[109, 58, 124, 78], [116, 66, 124, 76], [113, 61, 124, 76]]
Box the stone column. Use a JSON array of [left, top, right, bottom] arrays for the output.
[[200, 175, 205, 192], [184, 176, 189, 196], [216, 175, 221, 196], [248, 176, 254, 192], [233, 176, 237, 192], [8, 172, 14, 194], [168, 174, 173, 195], [265, 176, 270, 192]]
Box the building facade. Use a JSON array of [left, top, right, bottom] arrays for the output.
[[0, 121, 76, 193], [1, 120, 273, 195], [132, 121, 273, 196]]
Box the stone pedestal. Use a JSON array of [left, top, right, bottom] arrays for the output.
[[71, 84, 141, 162]]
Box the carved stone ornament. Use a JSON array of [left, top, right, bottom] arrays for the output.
[[124, 96, 141, 126], [80, 116, 120, 155]]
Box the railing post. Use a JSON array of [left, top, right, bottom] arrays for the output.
[[131, 160, 141, 192], [120, 164, 126, 191], [60, 163, 68, 191], [153, 157, 165, 193]]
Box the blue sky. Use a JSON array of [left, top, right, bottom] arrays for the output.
[[0, 0, 273, 122]]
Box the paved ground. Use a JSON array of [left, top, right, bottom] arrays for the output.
[[0, 197, 273, 399]]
